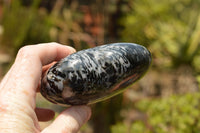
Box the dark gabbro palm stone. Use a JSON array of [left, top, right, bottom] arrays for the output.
[[41, 43, 152, 106]]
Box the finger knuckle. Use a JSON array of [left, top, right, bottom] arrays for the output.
[[17, 45, 34, 58]]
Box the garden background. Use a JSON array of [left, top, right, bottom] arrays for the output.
[[0, 0, 200, 133]]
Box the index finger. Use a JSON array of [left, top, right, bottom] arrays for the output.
[[16, 42, 76, 66], [0, 42, 75, 109]]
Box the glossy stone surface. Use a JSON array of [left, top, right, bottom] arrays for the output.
[[41, 43, 152, 106]]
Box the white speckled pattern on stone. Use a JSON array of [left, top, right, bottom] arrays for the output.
[[41, 43, 152, 105]]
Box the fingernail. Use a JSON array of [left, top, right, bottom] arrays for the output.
[[68, 46, 76, 54], [84, 106, 92, 121], [77, 106, 92, 122]]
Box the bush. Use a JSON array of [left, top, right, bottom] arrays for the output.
[[120, 0, 200, 69], [111, 93, 200, 133]]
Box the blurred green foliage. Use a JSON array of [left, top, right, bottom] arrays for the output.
[[0, 0, 94, 55], [111, 93, 200, 133], [121, 0, 200, 69], [111, 121, 149, 133], [1, 0, 51, 54]]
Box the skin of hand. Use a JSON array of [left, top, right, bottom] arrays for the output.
[[0, 43, 92, 133]]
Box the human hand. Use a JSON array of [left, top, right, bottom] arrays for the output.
[[0, 43, 91, 133]]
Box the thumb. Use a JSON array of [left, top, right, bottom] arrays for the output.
[[42, 106, 91, 133]]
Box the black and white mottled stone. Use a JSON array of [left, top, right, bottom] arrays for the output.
[[41, 43, 152, 106]]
